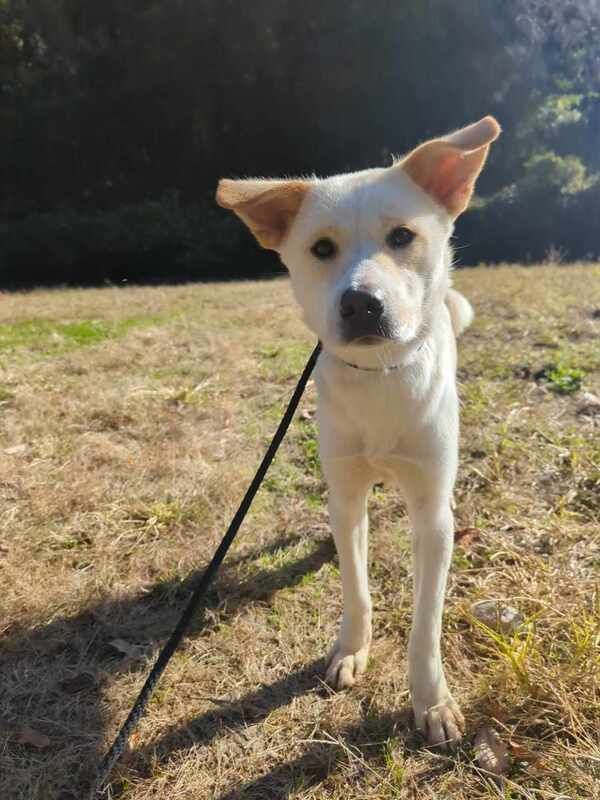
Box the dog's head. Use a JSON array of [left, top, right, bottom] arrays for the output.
[[217, 117, 500, 360]]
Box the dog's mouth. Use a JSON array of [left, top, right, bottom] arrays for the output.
[[350, 333, 393, 347], [340, 314, 399, 345], [343, 320, 401, 346]]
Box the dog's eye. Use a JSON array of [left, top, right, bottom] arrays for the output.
[[311, 237, 337, 260], [386, 226, 415, 249]]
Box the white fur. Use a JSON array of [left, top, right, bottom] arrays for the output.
[[446, 287, 474, 337], [218, 117, 500, 748], [280, 166, 469, 747]]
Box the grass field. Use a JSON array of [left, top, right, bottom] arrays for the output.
[[1, 264, 599, 800]]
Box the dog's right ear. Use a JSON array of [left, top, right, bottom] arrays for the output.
[[216, 178, 310, 250]]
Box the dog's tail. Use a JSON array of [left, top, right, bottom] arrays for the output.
[[445, 288, 474, 337]]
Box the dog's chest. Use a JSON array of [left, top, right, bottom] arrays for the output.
[[315, 350, 445, 458]]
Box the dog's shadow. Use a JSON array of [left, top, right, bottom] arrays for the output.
[[1, 531, 343, 799]]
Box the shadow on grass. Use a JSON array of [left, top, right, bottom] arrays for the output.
[[211, 714, 452, 800], [0, 531, 335, 799], [119, 658, 327, 791], [120, 688, 447, 800]]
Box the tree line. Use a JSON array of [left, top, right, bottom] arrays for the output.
[[1, 0, 599, 287]]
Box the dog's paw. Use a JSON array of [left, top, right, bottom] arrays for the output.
[[325, 641, 370, 689], [413, 694, 465, 749]]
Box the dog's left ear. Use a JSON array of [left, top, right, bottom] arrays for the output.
[[399, 116, 501, 218], [216, 178, 310, 250]]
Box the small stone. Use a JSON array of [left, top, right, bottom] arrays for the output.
[[577, 392, 600, 416], [3, 444, 28, 456], [471, 600, 524, 633], [513, 365, 531, 380]]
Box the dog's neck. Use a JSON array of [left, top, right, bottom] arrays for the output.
[[320, 333, 428, 373], [326, 339, 426, 372]]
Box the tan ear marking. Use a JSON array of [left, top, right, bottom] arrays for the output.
[[216, 178, 309, 250], [400, 116, 501, 218]]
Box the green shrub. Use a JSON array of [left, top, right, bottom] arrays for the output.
[[544, 365, 585, 395], [457, 151, 600, 264], [0, 193, 280, 287]]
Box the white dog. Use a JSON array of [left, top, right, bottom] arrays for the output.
[[217, 116, 501, 747]]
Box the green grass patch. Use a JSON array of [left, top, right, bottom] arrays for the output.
[[165, 384, 208, 407], [305, 491, 323, 508], [263, 462, 306, 495], [296, 419, 320, 473], [0, 316, 160, 354], [0, 386, 15, 403], [257, 341, 313, 380], [471, 616, 538, 691], [128, 498, 210, 530], [544, 364, 585, 394]]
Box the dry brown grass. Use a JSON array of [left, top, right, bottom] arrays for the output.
[[1, 264, 599, 800]]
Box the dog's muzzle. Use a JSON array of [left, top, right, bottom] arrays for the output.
[[339, 286, 394, 343]]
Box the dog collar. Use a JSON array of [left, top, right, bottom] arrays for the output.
[[340, 359, 402, 372], [328, 341, 425, 372]]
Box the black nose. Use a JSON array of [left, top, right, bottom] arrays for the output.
[[340, 288, 384, 321], [339, 287, 386, 340]]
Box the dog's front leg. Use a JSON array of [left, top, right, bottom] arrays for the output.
[[323, 457, 373, 689], [403, 474, 465, 748]]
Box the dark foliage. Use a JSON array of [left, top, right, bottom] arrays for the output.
[[0, 196, 278, 287], [1, 0, 598, 286]]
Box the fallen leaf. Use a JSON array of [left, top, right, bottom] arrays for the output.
[[454, 527, 480, 548], [474, 726, 510, 784], [525, 757, 550, 776], [17, 726, 51, 749], [577, 391, 600, 416], [509, 740, 541, 764]]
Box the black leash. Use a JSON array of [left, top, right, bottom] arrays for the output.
[[88, 341, 321, 798]]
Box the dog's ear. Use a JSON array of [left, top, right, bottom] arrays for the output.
[[216, 178, 310, 250], [399, 116, 501, 218]]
